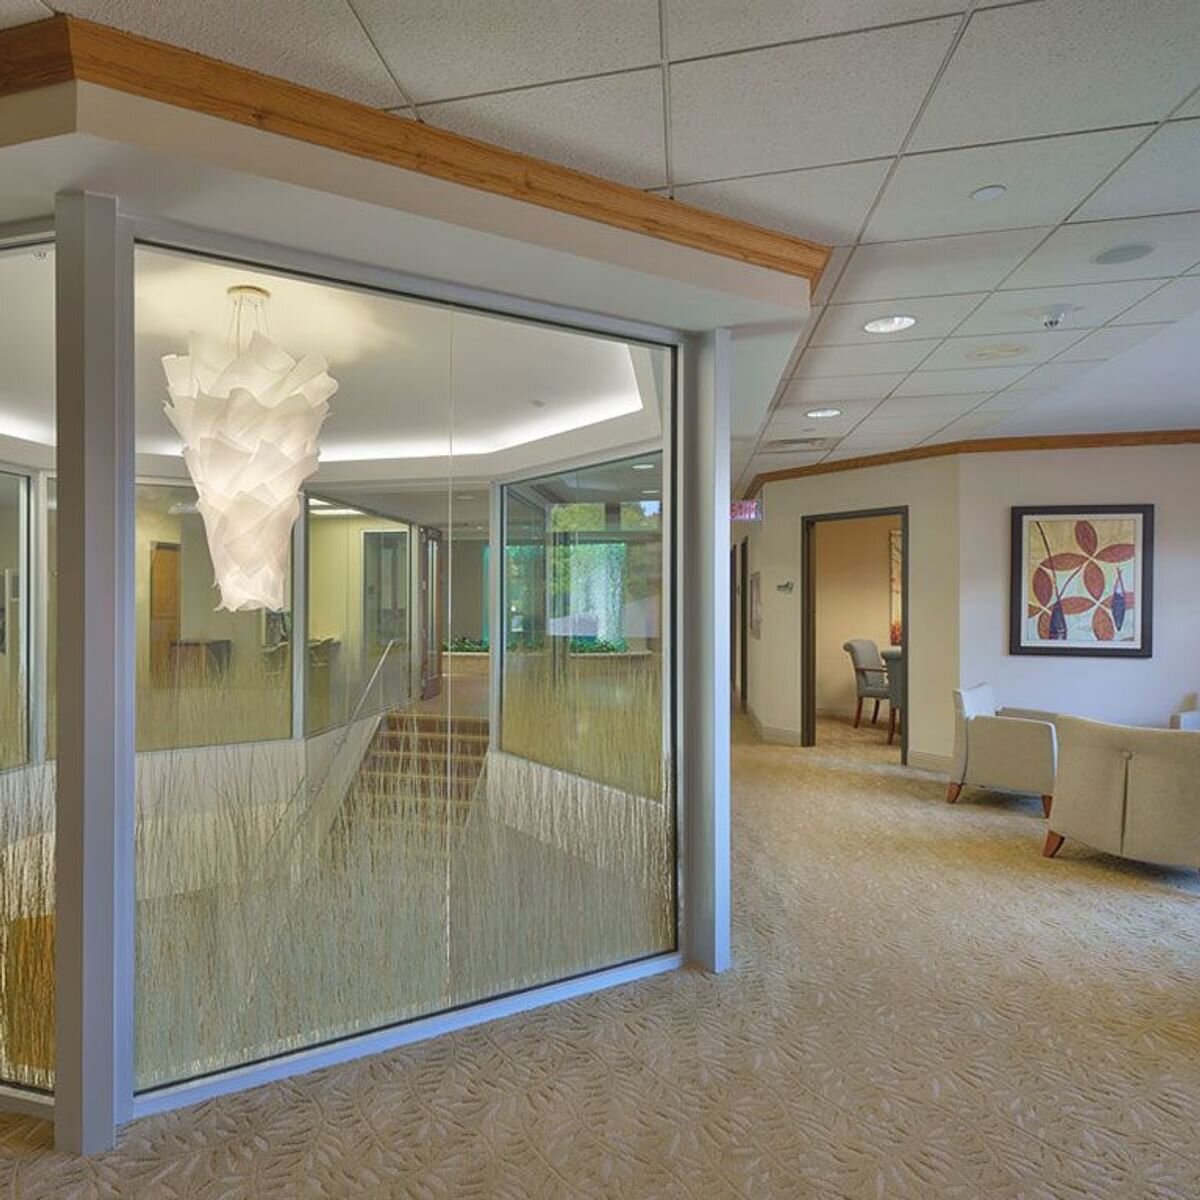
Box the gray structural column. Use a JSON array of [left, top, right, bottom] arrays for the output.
[[681, 331, 732, 972], [54, 192, 136, 1153]]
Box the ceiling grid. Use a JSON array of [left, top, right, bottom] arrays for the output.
[[3, 0, 1198, 488]]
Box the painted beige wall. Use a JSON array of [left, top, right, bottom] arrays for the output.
[[958, 444, 1200, 728], [747, 443, 1200, 767], [449, 537, 486, 642], [746, 456, 960, 766], [814, 514, 900, 719]]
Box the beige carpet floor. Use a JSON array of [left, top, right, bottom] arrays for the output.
[[4, 715, 1200, 1198]]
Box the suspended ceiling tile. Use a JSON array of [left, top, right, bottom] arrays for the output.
[[1003, 213, 1200, 289], [813, 247, 853, 306], [779, 374, 905, 405], [894, 364, 1032, 396], [911, 0, 1200, 150], [1074, 121, 1200, 221], [53, 0, 409, 107], [813, 293, 986, 346], [873, 394, 990, 419], [1111, 277, 1200, 325], [422, 70, 668, 188], [0, 1, 51, 29], [922, 329, 1086, 371], [864, 129, 1144, 243], [1056, 323, 1172, 362], [351, 0, 660, 102], [833, 228, 1048, 303], [664, 0, 967, 60], [671, 160, 890, 246], [1003, 360, 1095, 393], [669, 20, 955, 182], [1179, 91, 1200, 119], [956, 280, 1164, 336], [793, 339, 939, 378]]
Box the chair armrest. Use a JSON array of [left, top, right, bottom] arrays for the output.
[[997, 705, 1058, 725], [853, 666, 887, 683], [964, 715, 1057, 795]]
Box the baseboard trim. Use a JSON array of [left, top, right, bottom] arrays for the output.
[[0, 1082, 53, 1120], [746, 705, 804, 746]]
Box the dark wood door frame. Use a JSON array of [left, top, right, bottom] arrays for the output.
[[800, 506, 909, 764]]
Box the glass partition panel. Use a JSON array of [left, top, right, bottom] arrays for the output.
[[0, 242, 55, 1092], [132, 242, 673, 1091]]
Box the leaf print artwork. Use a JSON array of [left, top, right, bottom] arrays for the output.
[[1015, 508, 1150, 656]]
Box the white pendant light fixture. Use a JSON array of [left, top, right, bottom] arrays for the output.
[[162, 284, 337, 612]]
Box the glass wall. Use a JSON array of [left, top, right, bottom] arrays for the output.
[[131, 243, 674, 1090], [0, 242, 55, 1092]]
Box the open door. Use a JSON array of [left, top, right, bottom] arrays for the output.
[[149, 541, 180, 684], [419, 526, 444, 700]]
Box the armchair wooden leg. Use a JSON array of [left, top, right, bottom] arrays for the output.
[[946, 782, 962, 804], [1043, 831, 1065, 858], [888, 707, 897, 745], [871, 699, 880, 725], [854, 697, 862, 728], [1041, 794, 1053, 819]]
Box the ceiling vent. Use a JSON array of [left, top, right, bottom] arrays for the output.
[[760, 436, 839, 454]]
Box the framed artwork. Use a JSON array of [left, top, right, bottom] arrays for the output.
[[888, 528, 903, 646], [748, 571, 762, 640], [1010, 505, 1153, 657]]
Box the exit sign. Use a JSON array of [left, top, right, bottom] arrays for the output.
[[731, 499, 762, 522]]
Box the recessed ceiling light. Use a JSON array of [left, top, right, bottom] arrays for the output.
[[456, 494, 475, 500], [631, 462, 655, 471], [863, 314, 917, 334], [970, 184, 1008, 202], [806, 408, 842, 419], [1092, 242, 1154, 266]]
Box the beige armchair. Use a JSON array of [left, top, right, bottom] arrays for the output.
[[948, 683, 1057, 815], [1044, 716, 1200, 868]]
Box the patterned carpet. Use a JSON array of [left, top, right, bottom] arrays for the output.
[[3, 715, 1200, 1198]]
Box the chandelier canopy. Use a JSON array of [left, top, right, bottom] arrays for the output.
[[162, 285, 337, 612]]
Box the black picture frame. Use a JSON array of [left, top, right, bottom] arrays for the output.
[[1009, 504, 1154, 659]]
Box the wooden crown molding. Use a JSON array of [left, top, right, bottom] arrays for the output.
[[0, 16, 831, 284], [744, 429, 1200, 497]]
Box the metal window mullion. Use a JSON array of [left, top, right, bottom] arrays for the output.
[[53, 192, 136, 1154]]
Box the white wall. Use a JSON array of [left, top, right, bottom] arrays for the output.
[[814, 514, 900, 719], [959, 445, 1200, 728], [746, 456, 959, 764], [747, 443, 1200, 768]]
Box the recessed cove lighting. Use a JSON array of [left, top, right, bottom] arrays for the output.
[[863, 314, 917, 334], [1092, 242, 1154, 266], [970, 184, 1008, 202], [806, 408, 842, 419]]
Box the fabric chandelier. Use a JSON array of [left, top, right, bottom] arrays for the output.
[[162, 285, 337, 612]]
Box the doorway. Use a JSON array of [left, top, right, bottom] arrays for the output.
[[801, 508, 909, 763], [148, 540, 180, 684]]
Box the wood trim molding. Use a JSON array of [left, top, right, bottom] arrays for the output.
[[0, 16, 831, 284], [744, 429, 1200, 496]]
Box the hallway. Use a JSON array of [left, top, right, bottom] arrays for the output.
[[3, 718, 1199, 1196]]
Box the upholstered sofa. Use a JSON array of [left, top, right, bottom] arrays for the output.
[[1043, 716, 1200, 868], [948, 683, 1058, 815]]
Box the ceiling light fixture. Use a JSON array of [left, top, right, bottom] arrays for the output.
[[631, 462, 655, 471], [1092, 242, 1154, 266], [967, 343, 1028, 362], [970, 184, 1008, 201], [806, 408, 842, 419], [863, 314, 917, 334], [641, 488, 660, 496], [162, 284, 337, 612]]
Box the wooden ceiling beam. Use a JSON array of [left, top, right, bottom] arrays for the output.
[[0, 16, 831, 284]]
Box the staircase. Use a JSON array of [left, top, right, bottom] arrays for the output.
[[346, 711, 490, 824]]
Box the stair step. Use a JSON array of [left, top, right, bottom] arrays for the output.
[[364, 752, 485, 775], [375, 731, 490, 753]]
